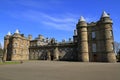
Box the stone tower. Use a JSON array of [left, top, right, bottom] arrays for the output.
[[100, 11, 116, 62], [11, 29, 29, 61], [3, 32, 11, 61], [77, 16, 89, 62], [3, 29, 30, 61]]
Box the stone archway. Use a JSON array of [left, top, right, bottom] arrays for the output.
[[50, 55, 54, 61]]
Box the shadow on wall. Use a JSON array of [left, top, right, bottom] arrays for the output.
[[29, 46, 78, 61], [59, 48, 77, 61]]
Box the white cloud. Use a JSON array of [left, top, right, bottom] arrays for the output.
[[40, 13, 76, 23], [5, 0, 63, 10], [42, 21, 75, 31], [4, 1, 98, 31], [39, 13, 77, 31], [8, 9, 98, 31], [8, 10, 77, 31]]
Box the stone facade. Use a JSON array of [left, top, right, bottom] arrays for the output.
[[3, 11, 116, 62], [3, 30, 29, 61]]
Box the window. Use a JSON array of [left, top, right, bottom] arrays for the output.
[[111, 43, 114, 51], [110, 30, 113, 37], [92, 27, 95, 31], [14, 43, 17, 47], [92, 43, 96, 52], [14, 50, 16, 54], [92, 32, 96, 39], [26, 43, 29, 47]]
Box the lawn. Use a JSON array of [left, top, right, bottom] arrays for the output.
[[0, 61, 20, 65]]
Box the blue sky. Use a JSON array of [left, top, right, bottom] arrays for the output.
[[0, 0, 120, 46]]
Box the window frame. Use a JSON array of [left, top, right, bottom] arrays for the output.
[[92, 32, 96, 39], [92, 43, 97, 52]]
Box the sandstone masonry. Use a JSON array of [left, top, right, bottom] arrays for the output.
[[3, 11, 116, 62]]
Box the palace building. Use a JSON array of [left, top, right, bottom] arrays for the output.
[[3, 11, 116, 62]]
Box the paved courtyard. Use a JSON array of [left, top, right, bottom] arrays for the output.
[[0, 61, 120, 80]]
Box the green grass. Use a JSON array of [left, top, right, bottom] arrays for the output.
[[0, 61, 20, 65]]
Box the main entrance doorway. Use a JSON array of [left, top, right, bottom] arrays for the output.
[[93, 54, 97, 62]]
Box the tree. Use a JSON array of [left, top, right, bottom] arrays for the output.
[[0, 48, 3, 55], [114, 41, 120, 61], [117, 49, 120, 62], [0, 42, 2, 49], [0, 42, 3, 56], [114, 41, 120, 54]]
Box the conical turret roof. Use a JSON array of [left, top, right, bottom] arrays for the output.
[[15, 29, 20, 34], [79, 16, 86, 22], [102, 11, 109, 18], [7, 31, 11, 36]]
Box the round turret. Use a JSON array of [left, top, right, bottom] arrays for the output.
[[7, 31, 11, 36], [15, 29, 20, 34], [13, 29, 21, 38], [100, 11, 116, 62], [4, 31, 12, 40], [3, 31, 12, 61], [77, 16, 87, 28], [100, 11, 113, 24], [77, 16, 89, 62]]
